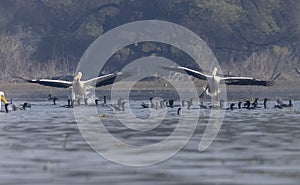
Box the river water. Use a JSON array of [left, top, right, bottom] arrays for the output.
[[0, 90, 300, 185]]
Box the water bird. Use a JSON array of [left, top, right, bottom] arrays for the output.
[[112, 98, 126, 111], [199, 100, 224, 109], [22, 103, 31, 110], [167, 99, 174, 108], [237, 98, 267, 109], [263, 98, 268, 109], [103, 95, 107, 104], [286, 100, 293, 107], [225, 103, 236, 110], [238, 101, 243, 109], [219, 99, 225, 109], [95, 95, 107, 106], [199, 101, 208, 109], [11, 103, 18, 111], [181, 100, 185, 107], [9, 98, 27, 111], [48, 94, 58, 105], [177, 108, 181, 115], [243, 100, 256, 109], [141, 97, 154, 108], [274, 101, 284, 109], [163, 66, 274, 96], [19, 72, 125, 104], [61, 99, 73, 108], [252, 98, 259, 108], [230, 103, 235, 110], [141, 102, 149, 108], [159, 100, 167, 109], [182, 98, 193, 109], [274, 99, 293, 109], [185, 100, 192, 109], [95, 99, 100, 106]]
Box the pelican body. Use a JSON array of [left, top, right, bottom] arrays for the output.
[[72, 72, 86, 98]]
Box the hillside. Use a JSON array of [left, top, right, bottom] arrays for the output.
[[0, 0, 300, 80]]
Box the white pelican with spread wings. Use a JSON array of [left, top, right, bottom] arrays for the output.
[[20, 72, 123, 102], [164, 66, 274, 96]]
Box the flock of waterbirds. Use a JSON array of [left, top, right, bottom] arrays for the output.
[[1, 66, 300, 114], [3, 93, 295, 114]]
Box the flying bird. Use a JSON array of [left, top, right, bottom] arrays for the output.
[[163, 66, 274, 96], [19, 72, 125, 102]]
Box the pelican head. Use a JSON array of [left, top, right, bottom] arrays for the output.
[[75, 72, 82, 81], [212, 67, 218, 77]]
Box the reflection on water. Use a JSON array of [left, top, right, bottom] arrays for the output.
[[0, 98, 300, 184]]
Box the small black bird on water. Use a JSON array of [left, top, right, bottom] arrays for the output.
[[274, 99, 293, 109], [22, 103, 31, 110], [168, 99, 174, 108], [95, 95, 107, 106], [263, 98, 268, 109], [141, 97, 154, 108], [48, 94, 58, 105], [225, 103, 235, 110]]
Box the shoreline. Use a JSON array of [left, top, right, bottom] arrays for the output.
[[1, 80, 300, 101]]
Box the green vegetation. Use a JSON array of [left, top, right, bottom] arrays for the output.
[[0, 0, 299, 80]]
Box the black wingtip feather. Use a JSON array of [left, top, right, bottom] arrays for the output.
[[266, 80, 275, 87]]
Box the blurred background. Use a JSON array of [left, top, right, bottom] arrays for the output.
[[0, 0, 299, 80]]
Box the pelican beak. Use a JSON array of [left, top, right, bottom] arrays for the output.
[[75, 72, 82, 81]]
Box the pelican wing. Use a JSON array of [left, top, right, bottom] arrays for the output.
[[163, 66, 210, 80], [82, 73, 120, 88], [97, 72, 132, 87], [221, 77, 274, 86], [26, 79, 72, 88], [295, 68, 300, 75]]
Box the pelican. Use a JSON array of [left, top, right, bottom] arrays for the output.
[[20, 72, 124, 103], [163, 66, 274, 96]]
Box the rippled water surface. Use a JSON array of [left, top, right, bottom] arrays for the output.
[[1, 96, 300, 185]]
